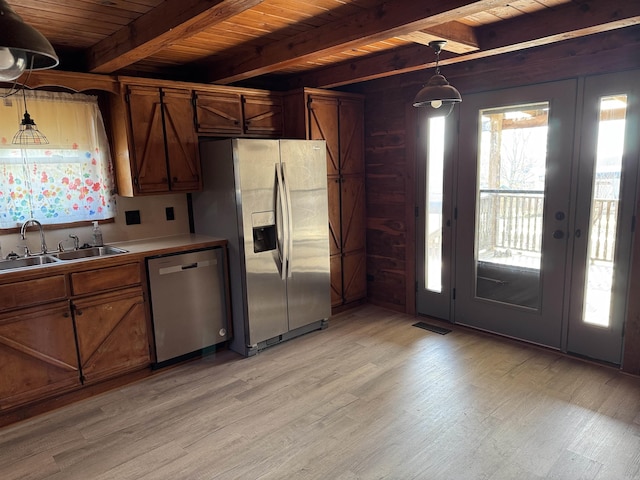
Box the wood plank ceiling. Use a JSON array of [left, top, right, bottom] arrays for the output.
[[6, 0, 640, 89]]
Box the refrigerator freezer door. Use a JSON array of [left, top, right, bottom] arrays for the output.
[[234, 139, 289, 345], [279, 139, 331, 329]]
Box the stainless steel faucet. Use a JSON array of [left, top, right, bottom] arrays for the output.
[[20, 218, 48, 255], [69, 234, 80, 250]]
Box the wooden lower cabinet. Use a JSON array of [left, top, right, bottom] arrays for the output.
[[0, 302, 81, 411], [0, 259, 153, 412], [73, 287, 150, 384]]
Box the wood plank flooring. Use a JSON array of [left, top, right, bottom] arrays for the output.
[[1, 304, 640, 479]]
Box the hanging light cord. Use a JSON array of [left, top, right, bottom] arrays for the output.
[[429, 41, 445, 75]]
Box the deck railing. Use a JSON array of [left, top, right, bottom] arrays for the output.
[[478, 191, 618, 262]]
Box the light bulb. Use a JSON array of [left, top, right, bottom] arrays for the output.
[[0, 48, 27, 81], [431, 99, 443, 109]]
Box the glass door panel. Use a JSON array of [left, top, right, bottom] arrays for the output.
[[567, 70, 640, 364], [426, 116, 445, 293], [416, 111, 456, 320], [475, 104, 548, 309], [455, 80, 577, 348], [583, 95, 626, 327]]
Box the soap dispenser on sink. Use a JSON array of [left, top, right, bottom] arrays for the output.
[[92, 221, 103, 247]]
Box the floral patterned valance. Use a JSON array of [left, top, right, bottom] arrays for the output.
[[0, 89, 116, 229]]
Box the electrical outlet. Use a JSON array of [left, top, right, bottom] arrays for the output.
[[125, 210, 141, 225], [165, 207, 175, 221]]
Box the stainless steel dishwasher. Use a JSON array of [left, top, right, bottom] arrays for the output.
[[147, 247, 229, 366]]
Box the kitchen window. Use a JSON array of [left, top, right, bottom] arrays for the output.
[[0, 89, 116, 229]]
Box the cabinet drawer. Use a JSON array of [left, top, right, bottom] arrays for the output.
[[70, 263, 141, 296], [0, 275, 67, 311]]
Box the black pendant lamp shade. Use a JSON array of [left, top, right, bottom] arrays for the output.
[[413, 41, 461, 115], [0, 0, 58, 82]]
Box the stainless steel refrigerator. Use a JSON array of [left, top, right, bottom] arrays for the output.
[[191, 138, 331, 356]]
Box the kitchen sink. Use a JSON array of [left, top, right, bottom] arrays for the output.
[[53, 245, 128, 260], [0, 246, 128, 272], [0, 255, 61, 271]]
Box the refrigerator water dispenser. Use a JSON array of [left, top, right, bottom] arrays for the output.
[[252, 211, 276, 253]]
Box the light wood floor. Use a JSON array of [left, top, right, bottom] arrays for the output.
[[2, 304, 640, 480]]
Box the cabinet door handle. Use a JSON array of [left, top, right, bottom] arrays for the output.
[[63, 312, 70, 318], [75, 309, 83, 316]]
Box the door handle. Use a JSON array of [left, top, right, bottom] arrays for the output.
[[281, 162, 294, 279], [275, 163, 288, 280], [553, 230, 564, 239]]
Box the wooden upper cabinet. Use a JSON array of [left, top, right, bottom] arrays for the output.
[[194, 89, 283, 137], [338, 98, 365, 176], [307, 95, 340, 177], [162, 88, 201, 192], [119, 84, 201, 196], [243, 94, 283, 137], [126, 85, 170, 194], [194, 91, 243, 135]]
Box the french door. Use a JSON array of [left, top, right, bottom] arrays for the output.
[[417, 71, 640, 364]]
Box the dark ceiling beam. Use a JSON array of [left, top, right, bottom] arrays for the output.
[[86, 0, 263, 74], [289, 0, 640, 88], [358, 27, 640, 100], [206, 0, 507, 84]]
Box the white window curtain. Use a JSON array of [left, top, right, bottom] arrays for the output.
[[0, 89, 116, 229]]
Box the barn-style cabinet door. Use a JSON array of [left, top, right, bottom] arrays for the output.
[[307, 90, 366, 309], [123, 84, 201, 195]]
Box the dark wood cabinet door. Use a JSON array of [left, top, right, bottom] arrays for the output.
[[341, 174, 366, 253], [162, 88, 202, 192], [243, 94, 283, 137], [73, 288, 150, 384], [330, 254, 343, 307], [126, 85, 170, 194], [328, 177, 341, 256], [0, 302, 80, 410], [194, 91, 243, 135], [308, 95, 340, 177], [339, 98, 365, 176], [342, 250, 367, 304]]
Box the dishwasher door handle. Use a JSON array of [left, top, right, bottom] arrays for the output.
[[158, 260, 211, 275]]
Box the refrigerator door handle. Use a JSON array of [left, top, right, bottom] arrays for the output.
[[281, 162, 294, 278], [276, 162, 288, 280]]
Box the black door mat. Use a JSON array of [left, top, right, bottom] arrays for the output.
[[413, 322, 452, 335]]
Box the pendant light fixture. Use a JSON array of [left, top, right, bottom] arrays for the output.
[[12, 87, 48, 145], [0, 0, 58, 82], [412, 40, 461, 116]]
